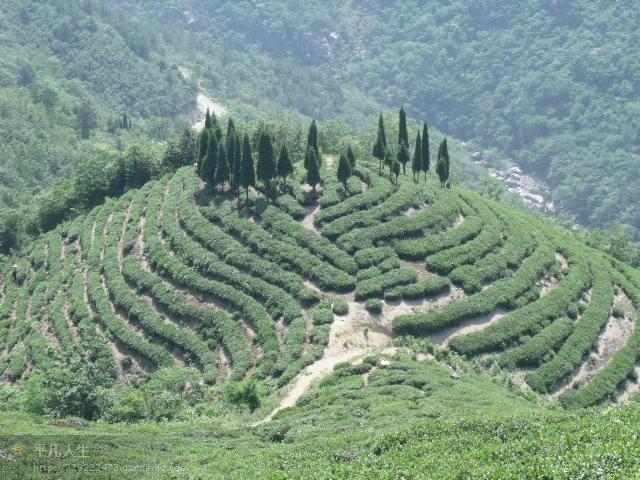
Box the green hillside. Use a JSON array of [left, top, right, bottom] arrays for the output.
[[107, 0, 640, 236], [1, 110, 640, 477]]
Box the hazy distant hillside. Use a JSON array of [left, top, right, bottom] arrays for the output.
[[0, 0, 193, 211], [108, 0, 640, 236]]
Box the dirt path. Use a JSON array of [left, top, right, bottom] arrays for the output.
[[301, 203, 321, 233], [256, 298, 396, 424]]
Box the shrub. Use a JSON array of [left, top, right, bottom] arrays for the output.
[[365, 299, 383, 313], [226, 379, 261, 412]]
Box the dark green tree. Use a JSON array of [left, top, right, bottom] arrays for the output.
[[305, 119, 321, 169], [346, 146, 356, 168], [384, 149, 393, 181], [197, 128, 209, 174], [277, 143, 294, 188], [240, 134, 256, 205], [257, 131, 276, 202], [392, 159, 401, 185], [306, 147, 321, 193], [233, 133, 241, 194], [204, 108, 212, 130], [337, 153, 352, 194], [398, 106, 409, 149], [397, 141, 410, 175], [163, 127, 196, 171], [75, 101, 98, 139], [226, 128, 237, 189], [421, 122, 430, 179], [214, 142, 229, 191], [436, 138, 450, 188], [377, 113, 387, 148], [226, 118, 236, 152], [211, 111, 223, 141], [412, 131, 422, 181], [373, 130, 386, 174], [201, 132, 218, 183]]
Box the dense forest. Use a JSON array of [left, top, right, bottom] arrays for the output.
[[1, 0, 639, 253], [108, 0, 640, 237], [0, 0, 193, 216]]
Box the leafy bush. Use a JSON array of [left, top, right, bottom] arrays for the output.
[[226, 379, 261, 412]]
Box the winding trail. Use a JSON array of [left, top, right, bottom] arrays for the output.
[[256, 299, 396, 424]]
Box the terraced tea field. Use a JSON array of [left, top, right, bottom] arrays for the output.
[[1, 156, 639, 415]]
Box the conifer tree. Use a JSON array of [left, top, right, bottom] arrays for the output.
[[373, 130, 386, 174], [257, 131, 276, 202], [240, 134, 255, 205], [305, 119, 321, 168], [306, 147, 320, 193], [397, 141, 410, 175], [392, 159, 401, 185], [214, 142, 229, 191], [412, 131, 422, 181], [398, 106, 409, 150], [204, 108, 212, 130], [226, 118, 236, 151], [197, 129, 210, 174], [436, 138, 450, 188], [384, 149, 393, 181], [233, 133, 241, 194], [346, 146, 356, 169], [226, 129, 237, 189], [277, 143, 294, 188], [421, 122, 430, 179], [201, 132, 218, 184], [337, 153, 352, 194], [377, 113, 387, 148], [210, 111, 223, 141]]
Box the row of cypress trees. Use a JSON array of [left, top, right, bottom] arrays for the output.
[[373, 107, 450, 187], [196, 109, 323, 204], [195, 106, 450, 205]]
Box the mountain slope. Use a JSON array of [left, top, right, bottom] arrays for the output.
[[2, 144, 639, 420], [107, 0, 640, 235]]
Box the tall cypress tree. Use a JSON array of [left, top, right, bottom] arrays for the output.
[[201, 132, 218, 184], [306, 147, 320, 193], [436, 138, 450, 188], [214, 142, 229, 191], [412, 131, 422, 181], [442, 138, 450, 183], [197, 128, 210, 175], [421, 122, 430, 179], [398, 106, 409, 149], [384, 149, 393, 181], [226, 118, 236, 151], [305, 119, 321, 169], [397, 141, 410, 175], [373, 130, 386, 174], [226, 128, 237, 189], [204, 108, 212, 130], [346, 146, 356, 168], [210, 111, 223, 141], [337, 153, 352, 194], [378, 113, 387, 148], [240, 134, 255, 205], [392, 159, 401, 185], [277, 143, 294, 187], [233, 132, 241, 193], [257, 131, 276, 202]]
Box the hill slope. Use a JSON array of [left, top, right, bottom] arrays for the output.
[[2, 148, 639, 419], [107, 0, 640, 235]]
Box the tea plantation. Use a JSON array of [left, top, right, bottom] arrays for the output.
[[1, 132, 640, 477]]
